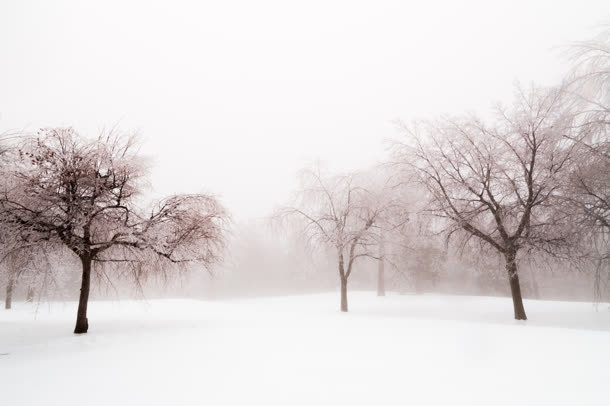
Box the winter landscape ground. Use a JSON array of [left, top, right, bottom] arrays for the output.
[[1, 292, 609, 406]]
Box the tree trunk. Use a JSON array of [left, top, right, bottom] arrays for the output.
[[26, 286, 35, 302], [505, 251, 527, 320], [377, 258, 385, 297], [74, 255, 92, 334], [340, 277, 348, 312], [5, 278, 14, 310], [377, 239, 385, 296], [529, 267, 540, 299]]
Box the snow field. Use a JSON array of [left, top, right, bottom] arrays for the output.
[[1, 292, 609, 406]]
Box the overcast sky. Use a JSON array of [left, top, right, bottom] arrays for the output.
[[1, 0, 608, 220]]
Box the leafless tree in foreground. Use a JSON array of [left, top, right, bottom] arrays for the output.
[[392, 85, 583, 320], [277, 167, 404, 312], [0, 128, 229, 333]]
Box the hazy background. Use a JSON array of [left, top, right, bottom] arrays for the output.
[[1, 0, 608, 221]]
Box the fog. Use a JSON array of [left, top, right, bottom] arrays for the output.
[[0, 0, 609, 300], [1, 0, 606, 220], [2, 3, 610, 406], [1, 1, 609, 304]]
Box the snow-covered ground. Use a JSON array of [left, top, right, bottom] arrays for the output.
[[1, 292, 609, 406]]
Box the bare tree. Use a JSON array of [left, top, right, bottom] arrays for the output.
[[377, 237, 386, 296], [277, 167, 402, 312], [393, 85, 582, 320], [0, 128, 229, 333], [1, 244, 51, 308], [565, 28, 610, 233], [564, 28, 610, 300]]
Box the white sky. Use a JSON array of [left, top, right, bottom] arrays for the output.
[[1, 0, 608, 220]]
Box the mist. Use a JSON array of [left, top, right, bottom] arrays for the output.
[[1, 0, 606, 220], [1, 2, 610, 406]]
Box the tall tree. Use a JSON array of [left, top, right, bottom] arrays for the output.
[[564, 28, 610, 300], [0, 128, 229, 333], [393, 85, 582, 320], [277, 167, 401, 312], [565, 28, 610, 234]]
